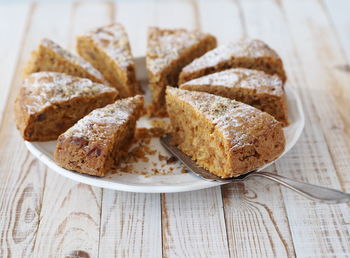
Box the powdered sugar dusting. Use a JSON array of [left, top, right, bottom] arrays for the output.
[[41, 38, 105, 82], [22, 72, 116, 114], [181, 68, 284, 96], [182, 38, 280, 74], [146, 27, 210, 74], [167, 87, 279, 147], [64, 96, 143, 141], [82, 23, 134, 70]]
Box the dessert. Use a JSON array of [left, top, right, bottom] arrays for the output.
[[23, 38, 108, 84], [146, 27, 217, 116], [180, 68, 288, 126], [54, 95, 144, 177], [166, 87, 285, 178], [179, 38, 286, 84], [77, 23, 139, 98], [15, 72, 118, 141]]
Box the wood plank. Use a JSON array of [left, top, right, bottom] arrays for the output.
[[222, 175, 295, 257], [321, 0, 350, 191], [197, 1, 296, 256], [99, 191, 162, 257], [0, 4, 29, 122], [96, 2, 163, 257], [32, 2, 113, 257], [282, 0, 350, 192], [0, 3, 70, 257], [197, 0, 244, 44], [142, 1, 231, 257], [322, 0, 350, 61], [162, 189, 230, 257], [240, 0, 350, 256], [116, 0, 156, 57]]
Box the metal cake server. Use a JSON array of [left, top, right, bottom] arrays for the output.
[[160, 135, 350, 204]]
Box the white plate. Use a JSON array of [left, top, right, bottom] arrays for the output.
[[25, 57, 305, 193]]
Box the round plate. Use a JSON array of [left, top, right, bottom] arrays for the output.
[[25, 57, 305, 193]]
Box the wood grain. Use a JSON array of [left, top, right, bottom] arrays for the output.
[[197, 1, 296, 257], [32, 2, 113, 257], [96, 3, 163, 257], [237, 0, 350, 256], [162, 188, 230, 258], [0, 1, 350, 257], [0, 4, 29, 123], [0, 3, 66, 257], [99, 191, 162, 257], [148, 2, 232, 257]]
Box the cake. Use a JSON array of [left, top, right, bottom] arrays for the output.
[[54, 95, 144, 177], [180, 68, 289, 126], [14, 72, 118, 141], [179, 38, 286, 84], [77, 23, 139, 98], [23, 38, 108, 84], [146, 27, 217, 116], [165, 87, 285, 178]]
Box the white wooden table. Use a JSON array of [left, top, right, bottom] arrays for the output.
[[1, 0, 350, 257]]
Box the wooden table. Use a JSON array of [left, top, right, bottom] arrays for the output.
[[1, 0, 350, 257]]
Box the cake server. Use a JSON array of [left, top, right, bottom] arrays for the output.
[[160, 135, 350, 204]]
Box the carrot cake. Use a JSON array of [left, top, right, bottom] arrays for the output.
[[179, 38, 286, 84], [166, 87, 285, 178], [77, 23, 139, 98], [15, 72, 118, 141], [54, 95, 144, 177], [146, 27, 217, 116], [180, 68, 288, 126], [23, 38, 108, 84]]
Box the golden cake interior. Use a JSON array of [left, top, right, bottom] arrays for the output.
[[77, 23, 138, 98], [54, 96, 144, 177], [166, 87, 285, 178]]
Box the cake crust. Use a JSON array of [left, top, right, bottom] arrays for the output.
[[166, 87, 285, 178], [180, 68, 289, 126], [146, 27, 217, 116], [179, 38, 286, 84], [23, 38, 108, 84], [77, 23, 139, 98], [54, 95, 144, 177], [15, 72, 118, 141]]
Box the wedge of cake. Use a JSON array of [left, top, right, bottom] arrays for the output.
[[15, 72, 118, 141], [77, 23, 138, 98], [54, 95, 144, 177], [179, 38, 286, 84], [146, 27, 217, 116], [23, 38, 108, 84], [180, 68, 288, 126], [166, 87, 285, 178]]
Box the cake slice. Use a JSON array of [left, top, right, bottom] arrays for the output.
[[179, 38, 286, 84], [77, 23, 139, 98], [15, 72, 118, 141], [166, 87, 285, 178], [180, 68, 288, 126], [146, 27, 217, 116], [23, 38, 108, 84], [54, 95, 144, 177]]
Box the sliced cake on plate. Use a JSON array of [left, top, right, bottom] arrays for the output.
[[77, 23, 139, 98], [146, 27, 217, 116], [166, 87, 285, 178], [15, 72, 118, 141], [54, 95, 144, 177], [179, 38, 286, 84], [23, 38, 108, 84], [180, 68, 289, 126]]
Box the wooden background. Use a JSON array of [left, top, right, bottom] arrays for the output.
[[1, 0, 350, 257]]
